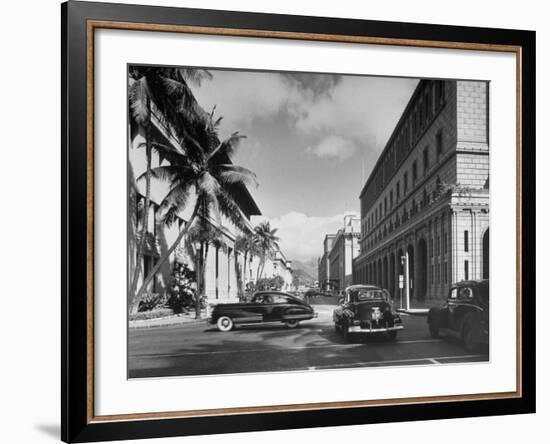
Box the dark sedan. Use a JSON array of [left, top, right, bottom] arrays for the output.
[[333, 284, 403, 341], [427, 279, 489, 351], [208, 291, 317, 332]]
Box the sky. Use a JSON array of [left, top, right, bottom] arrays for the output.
[[189, 69, 418, 263]]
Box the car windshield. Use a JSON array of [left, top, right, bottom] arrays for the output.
[[350, 288, 386, 301]]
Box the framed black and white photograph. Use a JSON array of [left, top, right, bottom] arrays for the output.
[[62, 1, 535, 442]]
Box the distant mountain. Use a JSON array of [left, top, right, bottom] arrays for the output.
[[291, 258, 318, 282], [292, 268, 316, 286]]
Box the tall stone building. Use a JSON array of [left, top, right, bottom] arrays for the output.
[[319, 215, 360, 292], [353, 79, 489, 307]]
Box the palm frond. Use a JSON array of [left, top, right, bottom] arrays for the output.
[[159, 183, 192, 227], [196, 172, 220, 197], [129, 76, 150, 125], [216, 189, 250, 233], [217, 164, 258, 188], [177, 68, 213, 87], [207, 132, 246, 162], [136, 165, 187, 184]]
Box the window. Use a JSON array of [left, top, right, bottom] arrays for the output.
[[404, 172, 409, 193], [390, 190, 394, 208], [396, 181, 400, 200], [431, 264, 434, 284], [444, 232, 448, 254], [444, 260, 448, 283], [436, 130, 443, 158], [437, 235, 441, 256], [384, 197, 388, 214], [379, 203, 382, 218], [412, 161, 418, 183], [464, 230, 469, 252], [429, 238, 434, 258], [464, 260, 469, 280], [423, 147, 429, 174]]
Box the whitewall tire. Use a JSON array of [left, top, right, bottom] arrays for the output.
[[216, 316, 234, 332]]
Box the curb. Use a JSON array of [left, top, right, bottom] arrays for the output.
[[397, 309, 429, 316], [129, 313, 208, 329]]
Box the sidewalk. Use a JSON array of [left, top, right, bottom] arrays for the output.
[[129, 310, 208, 329]]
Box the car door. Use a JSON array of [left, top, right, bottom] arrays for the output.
[[449, 286, 474, 331], [262, 293, 280, 322], [263, 294, 288, 321]]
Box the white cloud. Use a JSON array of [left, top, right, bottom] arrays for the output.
[[191, 71, 418, 162], [191, 71, 304, 134], [252, 211, 359, 262], [306, 135, 357, 160]]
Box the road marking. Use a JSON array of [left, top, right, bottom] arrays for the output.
[[428, 358, 441, 364], [130, 339, 446, 359], [311, 354, 486, 370]]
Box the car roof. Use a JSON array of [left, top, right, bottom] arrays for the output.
[[454, 279, 489, 288], [253, 291, 302, 302], [345, 284, 382, 291]]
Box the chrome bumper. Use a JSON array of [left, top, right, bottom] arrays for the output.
[[348, 324, 404, 333]]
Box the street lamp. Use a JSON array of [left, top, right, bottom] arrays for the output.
[[400, 253, 410, 311]]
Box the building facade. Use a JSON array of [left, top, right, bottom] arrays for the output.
[[319, 215, 361, 293], [129, 100, 263, 305], [353, 80, 489, 308], [318, 234, 336, 291]]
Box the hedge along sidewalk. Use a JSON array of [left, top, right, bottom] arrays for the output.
[[129, 309, 209, 329]]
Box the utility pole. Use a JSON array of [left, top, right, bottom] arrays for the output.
[[402, 253, 410, 311]]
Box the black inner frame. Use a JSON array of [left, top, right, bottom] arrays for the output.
[[61, 1, 536, 442]]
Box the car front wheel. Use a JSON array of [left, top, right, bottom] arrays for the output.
[[341, 321, 350, 342], [216, 316, 234, 332], [429, 322, 440, 339], [462, 317, 477, 352], [285, 320, 300, 328]]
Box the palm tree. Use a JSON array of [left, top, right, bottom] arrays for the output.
[[234, 233, 257, 299], [128, 66, 212, 305], [253, 221, 280, 282], [186, 220, 224, 317], [132, 111, 258, 316]]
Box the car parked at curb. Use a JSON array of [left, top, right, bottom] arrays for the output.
[[333, 284, 403, 341], [427, 279, 489, 351], [208, 291, 317, 332]]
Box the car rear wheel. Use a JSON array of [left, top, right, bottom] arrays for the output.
[[216, 316, 234, 332], [285, 320, 300, 328]]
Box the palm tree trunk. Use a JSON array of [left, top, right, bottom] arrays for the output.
[[196, 241, 208, 319], [129, 109, 152, 303], [132, 202, 201, 314], [234, 249, 243, 300]]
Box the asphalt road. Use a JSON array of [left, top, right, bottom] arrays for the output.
[[128, 306, 489, 378]]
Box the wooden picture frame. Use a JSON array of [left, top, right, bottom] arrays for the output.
[[62, 1, 535, 442]]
